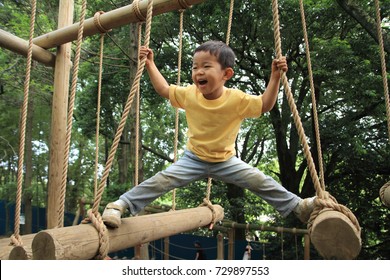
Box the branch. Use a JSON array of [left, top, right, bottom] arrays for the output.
[[336, 0, 390, 53]]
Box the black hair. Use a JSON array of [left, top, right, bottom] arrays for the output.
[[194, 40, 236, 69]]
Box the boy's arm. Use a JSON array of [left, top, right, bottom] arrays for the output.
[[261, 57, 288, 113], [140, 47, 170, 99]]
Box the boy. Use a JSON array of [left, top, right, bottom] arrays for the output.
[[102, 41, 314, 228]]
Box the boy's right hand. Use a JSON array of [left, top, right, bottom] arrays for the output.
[[139, 46, 154, 66]]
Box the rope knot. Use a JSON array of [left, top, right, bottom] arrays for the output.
[[93, 11, 112, 33], [132, 0, 147, 22], [87, 209, 110, 260], [177, 0, 191, 9], [199, 198, 217, 230]]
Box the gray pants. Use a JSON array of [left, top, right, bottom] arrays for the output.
[[120, 150, 301, 217]]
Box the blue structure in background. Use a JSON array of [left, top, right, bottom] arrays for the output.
[[1, 200, 261, 260]]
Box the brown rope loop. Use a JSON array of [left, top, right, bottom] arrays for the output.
[[93, 11, 112, 33], [307, 192, 361, 235], [87, 209, 110, 259], [199, 198, 217, 230], [177, 0, 191, 9], [133, 0, 147, 22], [379, 181, 390, 207], [10, 234, 23, 247]]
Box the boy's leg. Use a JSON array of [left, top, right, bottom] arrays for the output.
[[102, 150, 208, 227], [210, 156, 312, 220]]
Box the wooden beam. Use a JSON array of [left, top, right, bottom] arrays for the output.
[[32, 205, 224, 260], [33, 0, 208, 49], [0, 29, 56, 67], [0, 233, 36, 260], [222, 221, 308, 235]]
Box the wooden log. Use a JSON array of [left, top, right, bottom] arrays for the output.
[[32, 205, 224, 260], [33, 0, 208, 50], [0, 233, 36, 260], [379, 182, 390, 207], [222, 221, 308, 235], [0, 29, 56, 67], [310, 209, 361, 259]]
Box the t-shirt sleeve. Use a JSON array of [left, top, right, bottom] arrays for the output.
[[238, 92, 263, 118], [169, 84, 189, 109]]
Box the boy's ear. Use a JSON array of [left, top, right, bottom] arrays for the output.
[[224, 67, 234, 80]]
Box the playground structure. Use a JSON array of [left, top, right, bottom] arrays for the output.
[[2, 0, 389, 260]]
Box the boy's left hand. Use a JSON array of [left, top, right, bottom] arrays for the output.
[[272, 56, 288, 73]]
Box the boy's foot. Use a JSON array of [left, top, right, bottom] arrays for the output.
[[294, 197, 316, 223], [102, 202, 126, 228]]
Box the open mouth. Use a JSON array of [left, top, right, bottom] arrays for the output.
[[198, 79, 208, 85]]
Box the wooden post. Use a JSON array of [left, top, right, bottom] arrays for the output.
[[32, 205, 224, 260], [46, 0, 74, 229], [164, 237, 170, 260], [0, 29, 56, 67], [303, 233, 310, 260], [216, 233, 224, 260], [32, 0, 208, 50], [227, 228, 234, 260]]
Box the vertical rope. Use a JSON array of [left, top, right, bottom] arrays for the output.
[[225, 0, 235, 46], [172, 9, 185, 211], [374, 0, 390, 141], [11, 0, 37, 247], [94, 33, 105, 198], [299, 0, 326, 190], [92, 0, 154, 214], [58, 0, 87, 228], [135, 22, 143, 186], [271, 0, 323, 197]]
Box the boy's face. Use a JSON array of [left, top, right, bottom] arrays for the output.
[[192, 51, 233, 100]]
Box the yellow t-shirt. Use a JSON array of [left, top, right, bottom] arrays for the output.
[[169, 84, 263, 162]]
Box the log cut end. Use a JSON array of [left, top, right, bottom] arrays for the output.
[[310, 209, 361, 259]]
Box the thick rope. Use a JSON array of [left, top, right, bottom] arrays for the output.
[[94, 32, 105, 198], [373, 0, 390, 209], [132, 0, 147, 22], [92, 0, 154, 214], [198, 198, 217, 229], [298, 0, 325, 190], [86, 209, 109, 259], [11, 0, 37, 247], [172, 9, 185, 211], [270, 0, 360, 234], [379, 181, 390, 207], [374, 0, 390, 141], [93, 11, 112, 33], [134, 22, 143, 186], [225, 0, 235, 46], [58, 0, 87, 228]]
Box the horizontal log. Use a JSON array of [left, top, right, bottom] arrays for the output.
[[310, 209, 361, 259], [0, 233, 36, 260], [0, 29, 56, 67], [33, 0, 208, 49], [32, 205, 224, 260], [222, 220, 308, 235]]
